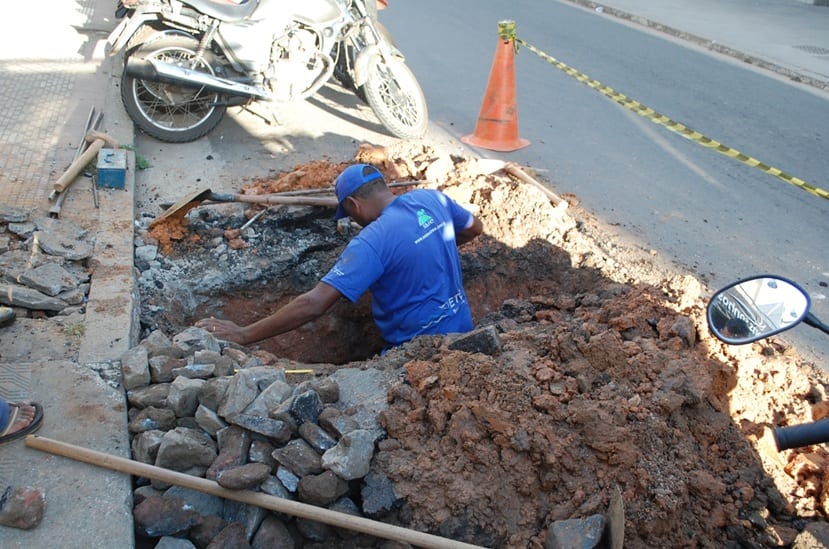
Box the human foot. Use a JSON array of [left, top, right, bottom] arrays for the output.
[[0, 402, 43, 444]]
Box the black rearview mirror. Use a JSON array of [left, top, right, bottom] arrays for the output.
[[707, 275, 811, 345]]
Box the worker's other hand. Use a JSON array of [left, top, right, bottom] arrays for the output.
[[195, 317, 246, 345]]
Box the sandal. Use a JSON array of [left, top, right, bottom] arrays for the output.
[[0, 402, 43, 444]]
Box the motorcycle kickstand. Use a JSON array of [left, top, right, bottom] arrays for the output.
[[239, 105, 279, 127]]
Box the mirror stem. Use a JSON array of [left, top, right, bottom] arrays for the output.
[[803, 312, 829, 336]]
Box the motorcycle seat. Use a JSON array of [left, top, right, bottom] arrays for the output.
[[181, 0, 259, 23]]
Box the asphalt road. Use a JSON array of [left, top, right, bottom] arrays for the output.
[[378, 0, 829, 367]]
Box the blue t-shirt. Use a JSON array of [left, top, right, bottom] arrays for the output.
[[321, 189, 474, 345]]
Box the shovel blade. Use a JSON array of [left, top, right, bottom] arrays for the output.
[[149, 188, 212, 228]]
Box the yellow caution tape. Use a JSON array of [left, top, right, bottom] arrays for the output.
[[515, 37, 829, 201]]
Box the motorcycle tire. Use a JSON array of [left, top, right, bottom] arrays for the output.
[[363, 55, 428, 140], [121, 35, 227, 143]]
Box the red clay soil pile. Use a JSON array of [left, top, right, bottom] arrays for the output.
[[151, 142, 829, 547]]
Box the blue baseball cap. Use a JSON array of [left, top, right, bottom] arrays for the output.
[[334, 164, 384, 220]]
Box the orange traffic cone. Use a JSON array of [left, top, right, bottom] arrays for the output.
[[461, 21, 530, 152]]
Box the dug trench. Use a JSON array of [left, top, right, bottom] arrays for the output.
[[132, 142, 829, 547]]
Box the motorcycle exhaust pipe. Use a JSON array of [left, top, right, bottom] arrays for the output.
[[773, 418, 829, 451], [124, 57, 269, 100]]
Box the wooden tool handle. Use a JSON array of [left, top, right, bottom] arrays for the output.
[[210, 192, 338, 208], [53, 138, 106, 193], [25, 435, 483, 549]]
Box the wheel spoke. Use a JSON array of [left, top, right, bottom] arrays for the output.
[[131, 47, 219, 132]]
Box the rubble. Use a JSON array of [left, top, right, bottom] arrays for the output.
[[4, 142, 829, 546], [0, 215, 92, 320]]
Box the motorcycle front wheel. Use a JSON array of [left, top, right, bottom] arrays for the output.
[[362, 55, 428, 140], [121, 36, 227, 143]]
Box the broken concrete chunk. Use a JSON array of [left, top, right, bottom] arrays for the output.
[[0, 283, 68, 311], [18, 262, 78, 296], [447, 325, 502, 355], [33, 229, 94, 261], [0, 205, 29, 223]]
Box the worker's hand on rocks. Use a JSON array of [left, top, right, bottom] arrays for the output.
[[195, 317, 246, 345]]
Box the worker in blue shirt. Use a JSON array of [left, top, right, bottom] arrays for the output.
[[197, 163, 484, 349]]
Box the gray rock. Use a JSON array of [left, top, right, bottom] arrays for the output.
[[248, 440, 278, 468], [163, 485, 224, 518], [173, 326, 221, 354], [328, 368, 391, 440], [545, 514, 607, 549], [195, 404, 227, 437], [18, 262, 77, 296], [290, 390, 323, 424], [134, 485, 164, 505], [0, 306, 15, 327], [199, 377, 230, 411], [216, 462, 272, 490], [121, 345, 151, 391], [321, 429, 375, 481], [135, 244, 158, 267], [0, 282, 68, 311], [155, 427, 218, 472], [155, 537, 196, 549], [34, 227, 94, 261], [318, 408, 360, 440], [128, 383, 171, 409], [299, 421, 338, 453], [0, 205, 29, 223], [297, 470, 349, 506], [139, 330, 176, 357], [129, 406, 177, 434], [361, 471, 399, 518], [149, 356, 186, 384], [251, 515, 295, 549], [55, 283, 89, 306], [208, 426, 251, 480], [243, 379, 292, 417], [219, 369, 260, 419], [221, 500, 266, 542], [295, 516, 332, 543], [133, 496, 200, 538], [207, 522, 250, 548], [272, 439, 323, 478], [189, 515, 228, 548], [132, 430, 165, 464], [447, 325, 502, 355], [275, 466, 300, 493], [0, 486, 46, 530], [329, 497, 362, 539], [261, 475, 295, 500], [228, 413, 292, 443], [171, 362, 215, 379], [7, 222, 35, 239], [167, 376, 205, 417]]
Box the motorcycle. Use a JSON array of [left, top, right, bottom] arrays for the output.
[[707, 275, 829, 451], [107, 0, 428, 143]]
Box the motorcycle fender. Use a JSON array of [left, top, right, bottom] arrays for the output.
[[106, 12, 158, 55], [352, 45, 381, 88]]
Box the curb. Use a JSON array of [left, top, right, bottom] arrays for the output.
[[561, 0, 829, 92]]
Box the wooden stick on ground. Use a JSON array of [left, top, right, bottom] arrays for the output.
[[502, 162, 568, 211], [25, 435, 485, 549]]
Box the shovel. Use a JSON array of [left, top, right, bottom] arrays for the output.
[[150, 188, 339, 228]]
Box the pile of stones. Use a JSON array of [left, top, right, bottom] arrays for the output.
[[0, 206, 93, 324], [123, 325, 411, 548]]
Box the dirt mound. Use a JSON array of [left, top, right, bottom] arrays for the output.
[[140, 142, 829, 547]]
